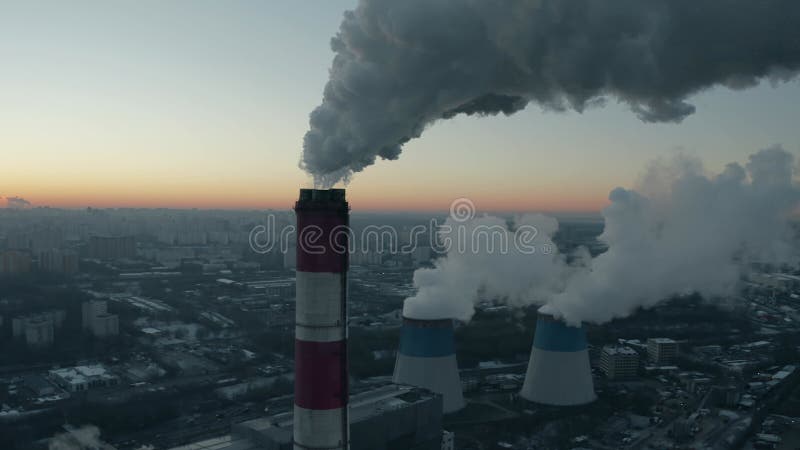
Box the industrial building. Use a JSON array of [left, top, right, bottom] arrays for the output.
[[393, 317, 465, 413], [647, 338, 679, 365], [599, 345, 639, 380], [293, 189, 350, 450], [520, 310, 596, 405], [170, 384, 444, 450]]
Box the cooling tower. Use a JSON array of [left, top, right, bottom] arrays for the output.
[[520, 311, 595, 406], [393, 317, 465, 413], [294, 189, 349, 450]]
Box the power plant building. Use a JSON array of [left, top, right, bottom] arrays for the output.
[[169, 384, 444, 450], [520, 311, 596, 406], [393, 317, 465, 413]]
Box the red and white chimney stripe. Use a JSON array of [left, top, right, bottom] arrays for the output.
[[294, 189, 349, 450]]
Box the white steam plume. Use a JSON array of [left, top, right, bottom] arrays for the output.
[[403, 147, 800, 324], [549, 146, 800, 325], [48, 425, 104, 450], [403, 214, 569, 321], [303, 0, 800, 186]]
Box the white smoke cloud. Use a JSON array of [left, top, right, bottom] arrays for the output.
[[403, 214, 569, 321], [303, 0, 800, 186], [549, 146, 800, 325], [403, 147, 800, 325], [48, 425, 103, 450]]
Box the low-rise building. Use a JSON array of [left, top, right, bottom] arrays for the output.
[[49, 364, 118, 392]]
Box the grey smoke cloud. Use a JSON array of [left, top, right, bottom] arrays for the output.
[[4, 196, 31, 209], [403, 147, 800, 324], [303, 0, 800, 186]]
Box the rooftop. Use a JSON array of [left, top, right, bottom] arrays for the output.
[[50, 364, 116, 385], [603, 345, 638, 356]]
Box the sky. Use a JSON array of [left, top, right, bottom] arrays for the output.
[[2, 1, 800, 213]]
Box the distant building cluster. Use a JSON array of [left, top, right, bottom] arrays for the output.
[[0, 250, 32, 275], [38, 248, 79, 275], [88, 235, 136, 260]]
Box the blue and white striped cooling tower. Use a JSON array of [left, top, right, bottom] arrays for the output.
[[392, 317, 465, 413], [520, 311, 596, 405]]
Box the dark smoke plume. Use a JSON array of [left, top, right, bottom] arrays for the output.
[[303, 0, 800, 186]]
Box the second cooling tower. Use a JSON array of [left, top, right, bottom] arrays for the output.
[[393, 317, 465, 413], [520, 311, 596, 406]]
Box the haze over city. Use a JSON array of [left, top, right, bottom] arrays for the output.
[[3, 1, 800, 212], [3, 1, 800, 450]]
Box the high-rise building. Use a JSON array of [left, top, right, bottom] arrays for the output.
[[23, 316, 54, 348], [92, 314, 119, 338], [647, 338, 679, 365], [12, 311, 65, 343], [82, 300, 119, 338], [82, 300, 108, 330], [599, 346, 639, 380]]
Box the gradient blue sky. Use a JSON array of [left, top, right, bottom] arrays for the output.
[[2, 1, 799, 212]]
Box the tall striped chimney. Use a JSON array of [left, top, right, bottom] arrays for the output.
[[294, 188, 349, 450], [520, 311, 595, 406], [393, 317, 465, 413]]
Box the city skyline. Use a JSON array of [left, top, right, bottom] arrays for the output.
[[3, 0, 800, 212]]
